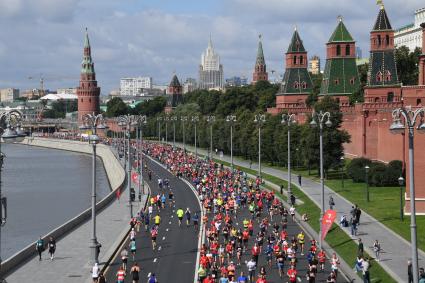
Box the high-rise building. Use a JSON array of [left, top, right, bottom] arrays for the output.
[[0, 88, 19, 102], [320, 17, 360, 106], [183, 78, 197, 94], [225, 76, 248, 87], [308, 55, 321, 75], [198, 37, 224, 90], [355, 47, 363, 59], [252, 35, 268, 84], [395, 7, 425, 51], [120, 77, 152, 96], [77, 29, 100, 122]]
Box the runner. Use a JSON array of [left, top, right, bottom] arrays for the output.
[[185, 208, 191, 226], [151, 225, 158, 250], [48, 236, 56, 261], [129, 239, 137, 260], [177, 207, 184, 226], [130, 263, 140, 283], [116, 266, 125, 283], [91, 262, 100, 283], [121, 247, 129, 271], [35, 236, 44, 261], [154, 213, 161, 227]]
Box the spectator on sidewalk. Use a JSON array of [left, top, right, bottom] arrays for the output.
[[408, 260, 413, 283], [340, 215, 348, 227], [329, 195, 335, 210], [362, 257, 370, 283], [358, 238, 364, 257], [355, 205, 362, 225], [373, 240, 381, 262], [298, 175, 302, 186], [290, 194, 296, 206], [419, 267, 425, 283], [350, 217, 358, 236]]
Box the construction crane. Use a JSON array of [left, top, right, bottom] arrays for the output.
[[28, 74, 78, 98]]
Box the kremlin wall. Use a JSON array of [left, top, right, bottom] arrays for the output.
[[267, 6, 425, 214]]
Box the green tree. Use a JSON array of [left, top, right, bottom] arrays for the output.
[[106, 97, 128, 117], [133, 96, 166, 117], [395, 46, 421, 85], [306, 73, 322, 106]]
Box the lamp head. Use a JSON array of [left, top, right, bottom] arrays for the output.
[[389, 119, 405, 134], [89, 134, 100, 145], [365, 165, 370, 170], [325, 118, 332, 128], [309, 119, 317, 128], [398, 176, 404, 186]]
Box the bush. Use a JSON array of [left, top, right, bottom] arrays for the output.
[[346, 158, 372, 182], [386, 160, 403, 186], [369, 162, 387, 186]]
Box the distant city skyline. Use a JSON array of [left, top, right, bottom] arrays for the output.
[[0, 0, 423, 95]]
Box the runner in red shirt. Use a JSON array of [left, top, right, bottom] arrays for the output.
[[287, 266, 298, 283]]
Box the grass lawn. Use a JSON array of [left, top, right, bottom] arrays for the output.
[[271, 164, 425, 252], [213, 158, 396, 282]]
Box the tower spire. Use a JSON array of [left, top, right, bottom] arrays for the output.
[[252, 34, 268, 84]]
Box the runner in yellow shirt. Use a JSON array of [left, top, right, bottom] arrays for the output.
[[176, 208, 184, 226], [297, 231, 305, 255]]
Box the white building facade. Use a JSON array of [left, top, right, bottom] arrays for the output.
[[120, 77, 152, 96], [0, 88, 19, 102], [395, 7, 425, 52], [199, 38, 224, 90]]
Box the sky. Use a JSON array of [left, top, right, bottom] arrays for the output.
[[0, 0, 423, 95]]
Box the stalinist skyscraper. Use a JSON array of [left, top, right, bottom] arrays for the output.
[[198, 37, 224, 90]]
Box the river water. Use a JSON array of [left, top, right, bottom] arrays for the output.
[[1, 143, 110, 259]]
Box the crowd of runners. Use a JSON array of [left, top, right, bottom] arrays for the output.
[[144, 142, 343, 283]]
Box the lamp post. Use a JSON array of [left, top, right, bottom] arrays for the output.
[[157, 116, 162, 142], [117, 114, 138, 218], [281, 113, 297, 197], [181, 116, 188, 152], [340, 156, 345, 188], [164, 116, 169, 144], [135, 115, 147, 198], [206, 116, 215, 160], [390, 107, 425, 283], [226, 115, 237, 170], [0, 111, 21, 279], [80, 113, 107, 264], [191, 116, 199, 157], [254, 114, 266, 179], [398, 176, 404, 222], [171, 116, 177, 148], [310, 111, 332, 249], [365, 165, 370, 202]]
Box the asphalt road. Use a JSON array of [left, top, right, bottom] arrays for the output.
[[104, 155, 201, 283]]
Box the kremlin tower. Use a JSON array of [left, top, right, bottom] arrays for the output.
[[164, 74, 183, 113], [77, 29, 100, 123], [275, 28, 313, 110], [320, 17, 359, 105], [252, 35, 268, 84]]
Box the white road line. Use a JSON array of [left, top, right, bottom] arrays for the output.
[[158, 246, 162, 251], [166, 228, 169, 231], [168, 221, 171, 225], [162, 236, 166, 240], [153, 258, 157, 263]]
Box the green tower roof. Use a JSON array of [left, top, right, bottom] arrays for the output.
[[373, 6, 392, 31], [255, 35, 265, 65], [328, 18, 354, 43], [81, 28, 95, 75], [169, 74, 181, 87], [287, 28, 306, 53]]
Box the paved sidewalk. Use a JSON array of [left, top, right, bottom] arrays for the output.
[[6, 191, 145, 283], [170, 142, 424, 282]]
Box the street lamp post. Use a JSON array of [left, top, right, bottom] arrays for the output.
[[80, 113, 107, 264], [171, 116, 177, 148], [365, 165, 370, 202], [226, 115, 237, 170], [0, 111, 22, 279], [165, 116, 169, 144], [390, 107, 425, 283], [136, 115, 147, 198], [398, 176, 405, 222], [191, 116, 199, 157], [206, 116, 215, 160], [181, 116, 188, 152], [340, 156, 345, 188], [310, 111, 332, 249], [117, 114, 138, 218], [281, 113, 297, 197], [254, 114, 266, 179], [157, 117, 162, 142]]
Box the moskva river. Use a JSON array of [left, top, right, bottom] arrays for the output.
[[1, 143, 110, 259]]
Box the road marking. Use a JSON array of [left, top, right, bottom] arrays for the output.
[[236, 223, 239, 226], [171, 215, 174, 218], [168, 221, 171, 225], [158, 246, 162, 251], [162, 236, 166, 240], [153, 258, 157, 263], [166, 228, 169, 231]]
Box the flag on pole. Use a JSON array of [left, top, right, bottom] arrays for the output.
[[321, 209, 337, 241], [116, 188, 121, 200], [131, 172, 139, 184]]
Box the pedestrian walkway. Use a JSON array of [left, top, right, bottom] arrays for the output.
[[6, 192, 146, 283], [169, 142, 425, 282]]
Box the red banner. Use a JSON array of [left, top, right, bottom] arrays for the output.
[[321, 209, 337, 241], [131, 172, 139, 184]]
